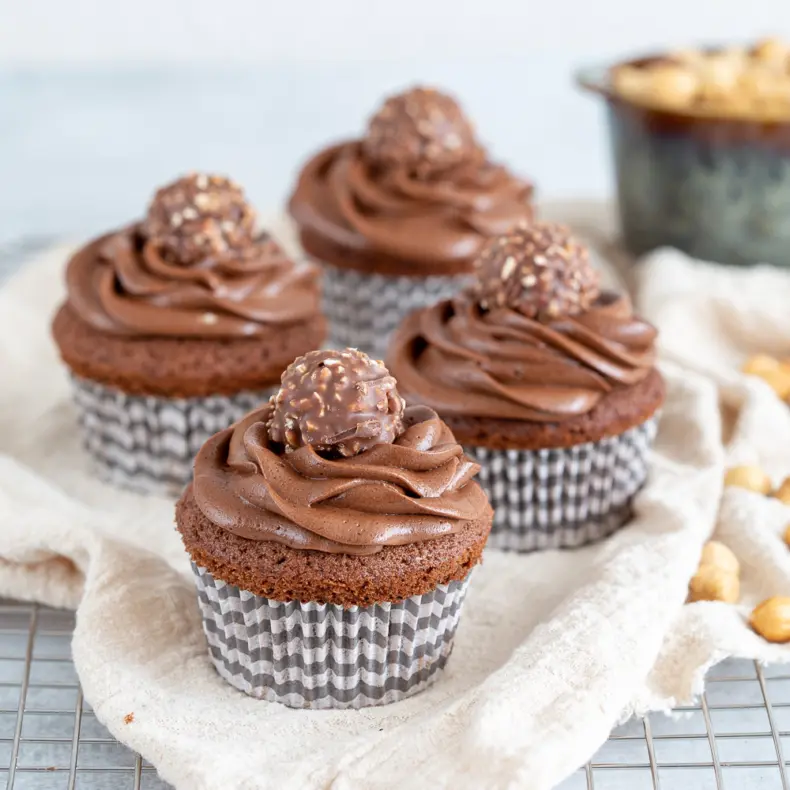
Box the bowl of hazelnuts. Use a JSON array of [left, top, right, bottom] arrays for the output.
[[578, 38, 790, 267]]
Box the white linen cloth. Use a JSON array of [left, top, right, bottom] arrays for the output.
[[2, 212, 790, 790]]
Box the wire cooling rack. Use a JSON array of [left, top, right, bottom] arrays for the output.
[[1, 598, 789, 790], [0, 600, 168, 790]]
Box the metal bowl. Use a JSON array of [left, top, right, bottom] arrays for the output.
[[577, 59, 790, 267]]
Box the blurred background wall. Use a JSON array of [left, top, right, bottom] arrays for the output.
[[3, 0, 790, 242]]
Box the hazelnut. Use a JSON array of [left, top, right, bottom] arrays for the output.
[[688, 566, 740, 604], [646, 65, 699, 109], [670, 49, 707, 67], [750, 597, 790, 643], [759, 370, 790, 399], [745, 356, 790, 389], [783, 523, 790, 548], [700, 540, 740, 576], [752, 38, 790, 68], [724, 465, 772, 495], [742, 353, 784, 376], [773, 477, 790, 505], [696, 52, 745, 101], [611, 66, 650, 102], [611, 40, 790, 121]]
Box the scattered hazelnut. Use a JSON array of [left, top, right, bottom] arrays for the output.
[[688, 540, 741, 604], [700, 540, 740, 576], [759, 370, 790, 400], [688, 565, 740, 604], [724, 465, 772, 495], [773, 477, 790, 505], [742, 353, 784, 377], [741, 354, 790, 398], [750, 597, 790, 643]]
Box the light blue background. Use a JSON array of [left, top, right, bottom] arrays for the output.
[[4, 0, 790, 243]]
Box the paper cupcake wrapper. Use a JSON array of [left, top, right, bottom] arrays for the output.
[[192, 562, 470, 709], [70, 375, 274, 496], [321, 263, 472, 359], [464, 414, 660, 552]]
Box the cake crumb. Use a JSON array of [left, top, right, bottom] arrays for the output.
[[123, 712, 135, 725]]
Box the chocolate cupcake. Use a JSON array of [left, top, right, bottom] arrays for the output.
[[388, 221, 664, 552], [176, 348, 492, 708], [52, 174, 326, 495], [288, 85, 534, 359]]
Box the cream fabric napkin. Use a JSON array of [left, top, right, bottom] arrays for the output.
[[2, 220, 790, 790]]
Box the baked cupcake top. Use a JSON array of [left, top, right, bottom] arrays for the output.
[[288, 86, 535, 275], [192, 348, 489, 556], [65, 173, 321, 339], [388, 222, 658, 423]]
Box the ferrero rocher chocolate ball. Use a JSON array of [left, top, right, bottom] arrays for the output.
[[473, 222, 600, 319], [143, 173, 257, 265], [268, 349, 406, 457], [362, 86, 478, 176]]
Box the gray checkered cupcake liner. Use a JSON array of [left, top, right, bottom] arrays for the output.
[[70, 375, 274, 497], [465, 414, 660, 552], [191, 563, 470, 709], [321, 263, 472, 360]]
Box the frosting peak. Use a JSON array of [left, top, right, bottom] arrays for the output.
[[288, 87, 534, 274], [65, 225, 321, 339], [388, 292, 657, 422], [193, 403, 489, 555]]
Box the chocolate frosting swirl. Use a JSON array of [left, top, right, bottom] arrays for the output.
[[288, 141, 534, 273], [193, 402, 489, 556], [388, 292, 657, 422], [65, 225, 321, 338]]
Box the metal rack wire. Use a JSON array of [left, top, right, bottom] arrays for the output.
[[0, 600, 168, 789], [2, 598, 789, 790]]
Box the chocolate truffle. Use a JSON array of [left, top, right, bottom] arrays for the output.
[[473, 221, 600, 319], [268, 349, 406, 457], [362, 86, 478, 176], [143, 173, 257, 265]]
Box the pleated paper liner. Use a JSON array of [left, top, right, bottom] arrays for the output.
[[192, 562, 471, 710], [71, 375, 274, 496], [465, 414, 660, 552], [321, 262, 471, 360]]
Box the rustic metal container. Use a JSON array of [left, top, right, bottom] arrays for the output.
[[578, 60, 790, 267]]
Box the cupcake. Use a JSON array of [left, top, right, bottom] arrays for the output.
[[288, 85, 535, 359], [52, 174, 326, 495], [388, 221, 665, 552], [176, 348, 492, 708]]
